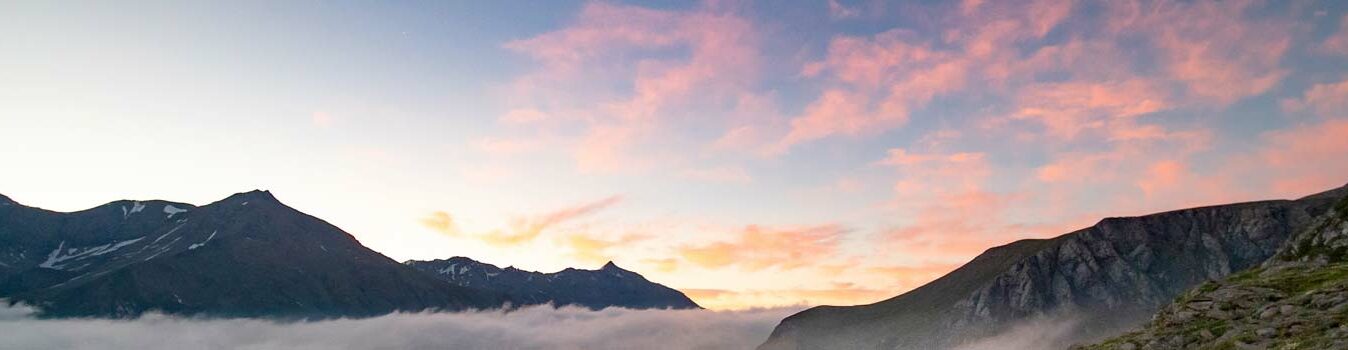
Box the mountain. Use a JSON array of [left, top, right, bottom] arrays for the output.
[[760, 184, 1348, 350], [0, 190, 508, 318], [1078, 195, 1348, 349], [405, 256, 700, 310]]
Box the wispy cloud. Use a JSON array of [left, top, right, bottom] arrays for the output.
[[424, 196, 623, 247]]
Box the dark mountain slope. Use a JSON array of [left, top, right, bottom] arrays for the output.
[[0, 190, 508, 318], [405, 256, 700, 310], [761, 184, 1348, 350]]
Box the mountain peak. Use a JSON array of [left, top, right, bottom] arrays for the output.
[[0, 193, 12, 205], [220, 189, 281, 206], [601, 261, 623, 271]]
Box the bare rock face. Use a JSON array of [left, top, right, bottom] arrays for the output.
[[760, 184, 1347, 350], [1077, 195, 1348, 350]]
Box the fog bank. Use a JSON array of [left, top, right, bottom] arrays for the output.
[[0, 303, 800, 350]]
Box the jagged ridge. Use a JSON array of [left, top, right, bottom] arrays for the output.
[[405, 256, 700, 310], [1078, 195, 1348, 349]]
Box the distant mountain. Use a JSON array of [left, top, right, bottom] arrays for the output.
[[0, 190, 508, 318], [1077, 195, 1348, 349], [760, 184, 1348, 350], [405, 256, 700, 310]]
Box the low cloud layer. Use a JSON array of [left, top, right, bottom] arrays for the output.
[[0, 303, 798, 350], [951, 315, 1084, 350]]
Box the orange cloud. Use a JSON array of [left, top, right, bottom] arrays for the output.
[[678, 225, 847, 271], [421, 211, 460, 237], [562, 233, 649, 265], [641, 258, 679, 273]]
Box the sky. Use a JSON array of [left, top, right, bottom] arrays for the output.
[[2, 0, 1347, 310]]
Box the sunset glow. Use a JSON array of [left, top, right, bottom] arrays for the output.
[[3, 0, 1347, 310]]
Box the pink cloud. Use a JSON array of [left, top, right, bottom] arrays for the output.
[[1011, 79, 1170, 139], [500, 1, 761, 173], [1320, 14, 1348, 56], [781, 47, 969, 150], [1108, 0, 1292, 104], [776, 0, 1080, 152], [1282, 78, 1348, 118], [827, 0, 860, 19], [1245, 118, 1348, 196]]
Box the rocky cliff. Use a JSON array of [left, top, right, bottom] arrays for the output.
[[760, 184, 1348, 350], [1077, 195, 1348, 349]]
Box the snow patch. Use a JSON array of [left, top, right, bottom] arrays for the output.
[[37, 238, 144, 270], [162, 205, 188, 218], [123, 201, 146, 218], [151, 223, 188, 244], [187, 230, 217, 250], [38, 241, 67, 269]]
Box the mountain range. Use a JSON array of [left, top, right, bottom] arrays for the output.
[[0, 190, 694, 318], [406, 256, 700, 310], [760, 184, 1348, 350]]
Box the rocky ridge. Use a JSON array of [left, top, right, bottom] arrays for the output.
[[405, 256, 700, 310], [761, 184, 1348, 350], [1077, 195, 1348, 349]]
